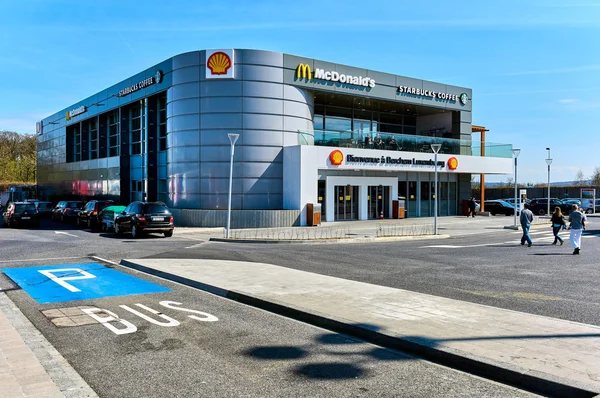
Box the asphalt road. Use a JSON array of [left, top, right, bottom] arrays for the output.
[[146, 220, 600, 327], [0, 218, 540, 397]]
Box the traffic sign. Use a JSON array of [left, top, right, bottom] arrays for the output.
[[2, 263, 170, 304]]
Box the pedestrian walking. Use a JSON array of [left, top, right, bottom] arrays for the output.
[[520, 202, 534, 247], [568, 204, 587, 255], [467, 197, 476, 218], [550, 206, 565, 245]]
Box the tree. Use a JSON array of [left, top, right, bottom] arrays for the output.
[[0, 131, 37, 184], [592, 167, 600, 186], [575, 169, 587, 186]]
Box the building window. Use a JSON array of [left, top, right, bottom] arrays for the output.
[[89, 118, 98, 160], [108, 110, 119, 157], [158, 179, 167, 203], [158, 93, 167, 151], [66, 124, 81, 162], [130, 102, 142, 155]]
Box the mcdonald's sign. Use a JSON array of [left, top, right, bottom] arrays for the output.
[[296, 63, 312, 80]]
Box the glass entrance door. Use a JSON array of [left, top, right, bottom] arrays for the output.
[[335, 186, 358, 220], [368, 186, 390, 219]]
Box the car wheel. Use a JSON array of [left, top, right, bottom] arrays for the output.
[[61, 214, 65, 223], [585, 209, 592, 214], [491, 212, 496, 216], [115, 223, 123, 236], [76, 218, 81, 227], [131, 225, 140, 239], [164, 230, 173, 238], [537, 209, 545, 216], [101, 223, 107, 232]]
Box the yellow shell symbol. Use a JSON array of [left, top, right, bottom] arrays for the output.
[[207, 52, 232, 75]]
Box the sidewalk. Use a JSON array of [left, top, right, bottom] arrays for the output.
[[0, 293, 97, 398], [121, 257, 600, 397], [175, 214, 553, 242]]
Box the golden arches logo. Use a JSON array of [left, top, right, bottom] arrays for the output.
[[329, 150, 343, 166], [207, 52, 232, 75], [447, 157, 458, 170], [296, 63, 312, 80]]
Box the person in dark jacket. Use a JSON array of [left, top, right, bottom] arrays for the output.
[[467, 197, 476, 217], [550, 207, 565, 245]]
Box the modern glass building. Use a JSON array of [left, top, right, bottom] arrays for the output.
[[37, 49, 513, 227]]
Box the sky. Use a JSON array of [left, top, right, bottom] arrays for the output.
[[0, 0, 599, 184]]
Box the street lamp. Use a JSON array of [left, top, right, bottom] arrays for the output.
[[226, 133, 239, 239], [545, 148, 552, 216], [431, 143, 442, 235], [513, 148, 521, 228]]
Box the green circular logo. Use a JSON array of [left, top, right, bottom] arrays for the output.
[[459, 93, 468, 105]]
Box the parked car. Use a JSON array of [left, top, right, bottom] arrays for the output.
[[99, 205, 126, 232], [527, 198, 571, 216], [562, 199, 581, 207], [2, 202, 40, 228], [34, 201, 54, 217], [484, 200, 515, 216], [114, 201, 174, 238], [52, 201, 84, 222], [77, 200, 115, 229], [584, 199, 600, 214]]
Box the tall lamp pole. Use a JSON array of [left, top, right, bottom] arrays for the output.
[[513, 148, 521, 228], [226, 133, 239, 239], [431, 143, 442, 235], [545, 147, 552, 216]]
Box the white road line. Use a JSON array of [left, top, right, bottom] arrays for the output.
[[0, 256, 84, 263], [54, 231, 79, 238]]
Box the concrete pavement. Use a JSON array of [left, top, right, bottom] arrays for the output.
[[121, 257, 600, 397]]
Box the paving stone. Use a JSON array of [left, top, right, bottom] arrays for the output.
[[57, 308, 85, 317], [40, 309, 65, 320], [68, 315, 97, 326], [50, 318, 76, 328]]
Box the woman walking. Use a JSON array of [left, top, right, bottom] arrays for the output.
[[550, 207, 565, 245]]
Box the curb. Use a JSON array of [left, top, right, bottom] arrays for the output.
[[120, 259, 598, 398], [208, 234, 450, 244]]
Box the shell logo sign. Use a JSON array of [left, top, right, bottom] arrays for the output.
[[447, 157, 458, 170], [329, 150, 343, 166], [206, 49, 234, 79]]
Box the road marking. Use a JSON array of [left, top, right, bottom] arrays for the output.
[[81, 301, 218, 335], [55, 231, 78, 237], [1, 263, 171, 304], [38, 268, 96, 292], [0, 256, 83, 263]]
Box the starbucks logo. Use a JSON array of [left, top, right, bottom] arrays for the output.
[[459, 93, 468, 105], [155, 70, 163, 84]]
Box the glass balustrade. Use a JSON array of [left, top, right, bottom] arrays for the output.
[[298, 130, 513, 158]]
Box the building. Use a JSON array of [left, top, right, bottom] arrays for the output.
[[37, 49, 513, 227]]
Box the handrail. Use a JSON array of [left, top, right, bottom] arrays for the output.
[[297, 130, 513, 158]]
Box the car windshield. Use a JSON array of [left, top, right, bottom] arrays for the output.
[[14, 204, 36, 214], [144, 205, 170, 214], [67, 202, 82, 208]]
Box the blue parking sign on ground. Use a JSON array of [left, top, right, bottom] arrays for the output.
[[2, 263, 170, 304]]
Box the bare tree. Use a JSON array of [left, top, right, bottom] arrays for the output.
[[591, 167, 600, 186], [575, 169, 587, 186]]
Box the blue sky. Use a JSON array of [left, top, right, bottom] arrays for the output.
[[1, 0, 599, 184]]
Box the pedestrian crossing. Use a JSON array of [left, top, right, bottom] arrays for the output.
[[422, 229, 600, 248]]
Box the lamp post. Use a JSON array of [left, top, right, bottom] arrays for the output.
[[226, 133, 239, 239], [431, 143, 442, 235], [545, 147, 552, 216], [513, 148, 521, 228]]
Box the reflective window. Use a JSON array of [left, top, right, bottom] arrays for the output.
[[158, 93, 167, 151]]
